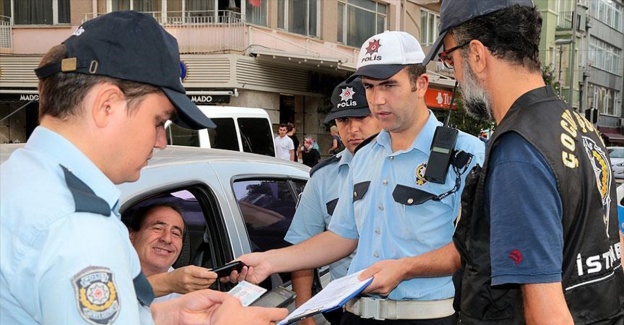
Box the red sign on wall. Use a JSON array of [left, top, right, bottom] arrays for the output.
[[425, 88, 457, 110]]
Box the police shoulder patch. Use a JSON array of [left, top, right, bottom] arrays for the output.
[[72, 266, 120, 325]]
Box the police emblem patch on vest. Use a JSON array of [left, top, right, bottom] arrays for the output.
[[415, 163, 427, 186], [72, 266, 120, 325], [581, 136, 612, 236]]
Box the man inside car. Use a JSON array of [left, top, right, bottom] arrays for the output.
[[125, 202, 218, 302]]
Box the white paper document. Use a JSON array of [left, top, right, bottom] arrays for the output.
[[278, 270, 373, 325], [228, 280, 267, 306]]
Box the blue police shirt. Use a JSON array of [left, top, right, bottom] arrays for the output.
[[0, 127, 153, 325], [328, 112, 485, 301], [285, 150, 354, 280]]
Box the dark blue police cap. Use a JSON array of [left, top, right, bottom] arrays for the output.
[[34, 11, 215, 130], [423, 0, 534, 66], [324, 77, 371, 124]]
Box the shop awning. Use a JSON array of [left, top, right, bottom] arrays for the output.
[[249, 49, 350, 73], [601, 132, 624, 144]]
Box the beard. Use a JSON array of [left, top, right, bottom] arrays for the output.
[[459, 59, 493, 121]]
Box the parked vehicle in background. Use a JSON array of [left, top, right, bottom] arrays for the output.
[[166, 106, 276, 157], [608, 146, 624, 179]]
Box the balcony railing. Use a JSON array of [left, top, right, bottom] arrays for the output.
[[83, 10, 242, 25], [83, 10, 245, 53], [4, 9, 355, 65], [0, 15, 12, 51]]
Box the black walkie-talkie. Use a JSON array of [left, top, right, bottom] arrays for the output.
[[424, 82, 459, 184], [424, 126, 458, 184]]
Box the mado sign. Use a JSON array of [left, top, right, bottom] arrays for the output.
[[20, 94, 39, 101], [0, 93, 40, 102], [189, 95, 230, 104]]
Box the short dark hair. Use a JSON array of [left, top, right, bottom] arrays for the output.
[[406, 64, 427, 86], [37, 44, 161, 121], [279, 123, 288, 129], [124, 202, 185, 235], [450, 4, 542, 73], [286, 122, 295, 132]]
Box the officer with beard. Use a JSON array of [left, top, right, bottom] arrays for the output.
[[424, 0, 624, 324]]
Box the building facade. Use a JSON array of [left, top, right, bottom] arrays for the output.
[[0, 0, 457, 150], [537, 0, 624, 145]]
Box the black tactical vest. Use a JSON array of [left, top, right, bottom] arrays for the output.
[[454, 86, 624, 324]]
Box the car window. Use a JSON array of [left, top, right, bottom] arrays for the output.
[[238, 117, 276, 157], [210, 118, 239, 151], [232, 178, 306, 286], [121, 185, 235, 292], [609, 148, 624, 159], [167, 123, 201, 147]]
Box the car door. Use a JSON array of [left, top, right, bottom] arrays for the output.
[[118, 162, 239, 291], [118, 158, 308, 292]]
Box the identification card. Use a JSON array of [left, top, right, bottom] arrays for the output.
[[228, 281, 268, 306]]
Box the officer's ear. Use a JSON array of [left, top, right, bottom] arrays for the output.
[[413, 73, 429, 97], [91, 83, 126, 128], [128, 228, 137, 244]]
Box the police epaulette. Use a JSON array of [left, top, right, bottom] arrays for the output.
[[354, 132, 379, 154], [61, 165, 111, 216], [310, 154, 340, 177]]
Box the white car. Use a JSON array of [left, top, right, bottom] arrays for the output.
[[608, 147, 624, 179], [1, 144, 330, 316]]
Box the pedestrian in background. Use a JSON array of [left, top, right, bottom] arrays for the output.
[[275, 123, 295, 161], [287, 123, 300, 162], [327, 125, 345, 155], [301, 136, 321, 168]]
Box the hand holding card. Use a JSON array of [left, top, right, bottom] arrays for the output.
[[212, 261, 246, 278]]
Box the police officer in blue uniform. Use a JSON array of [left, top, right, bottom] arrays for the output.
[[0, 11, 286, 325], [285, 77, 381, 325], [232, 31, 485, 325]]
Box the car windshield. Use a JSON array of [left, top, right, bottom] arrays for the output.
[[609, 148, 624, 159]]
